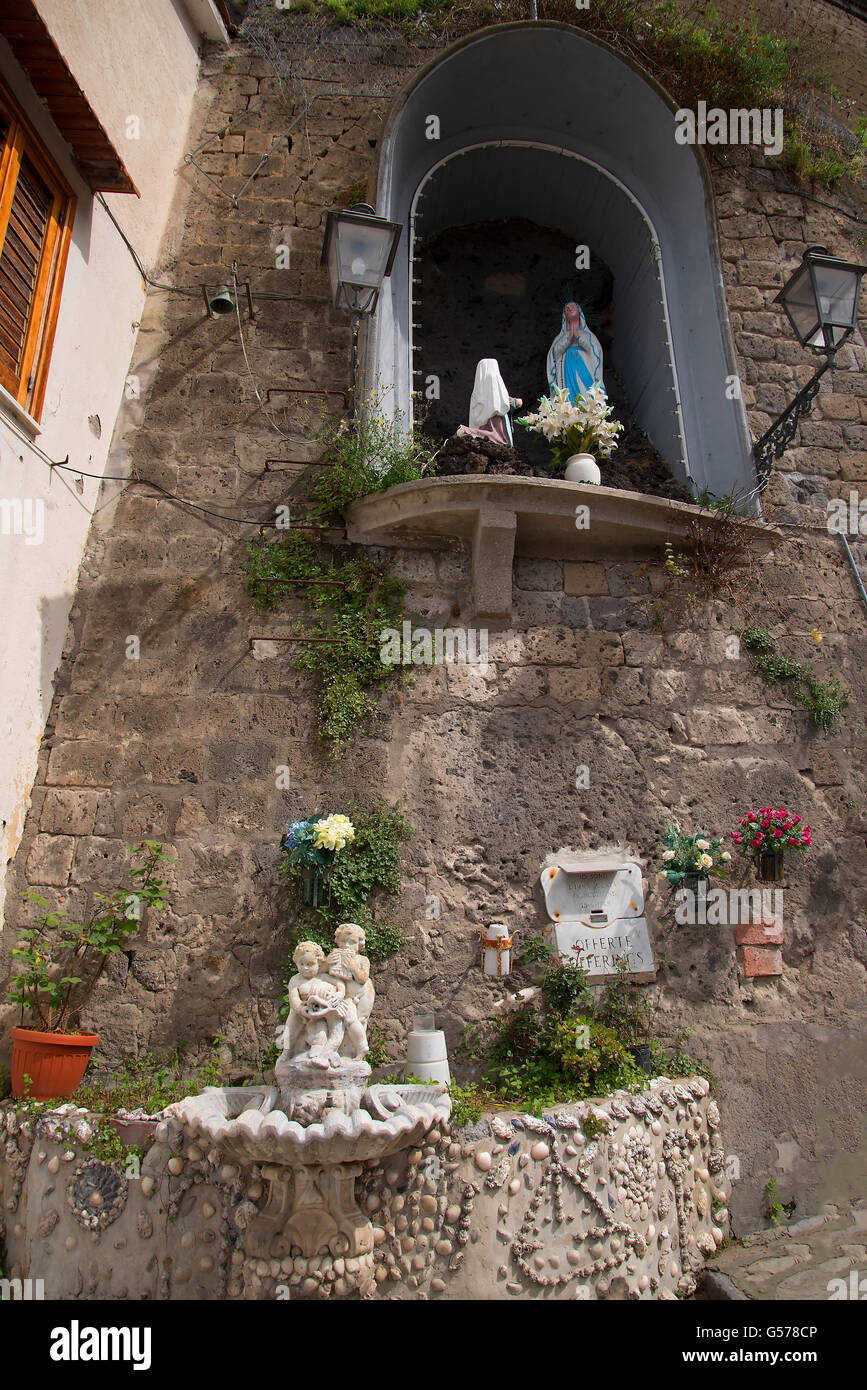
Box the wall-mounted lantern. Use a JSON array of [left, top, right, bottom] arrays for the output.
[[479, 922, 517, 978], [754, 246, 866, 488], [320, 202, 402, 415]]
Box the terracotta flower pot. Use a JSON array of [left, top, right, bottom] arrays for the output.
[[10, 1026, 99, 1100]]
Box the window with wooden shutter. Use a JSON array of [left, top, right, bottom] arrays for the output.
[[0, 82, 75, 421]]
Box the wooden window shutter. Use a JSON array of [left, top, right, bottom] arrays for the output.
[[0, 85, 75, 419], [0, 157, 54, 395]]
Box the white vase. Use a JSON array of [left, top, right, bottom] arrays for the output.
[[563, 453, 601, 484]]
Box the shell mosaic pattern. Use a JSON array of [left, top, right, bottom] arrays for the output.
[[0, 1079, 727, 1300], [67, 1159, 128, 1230]]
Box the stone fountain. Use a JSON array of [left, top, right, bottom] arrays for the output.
[[164, 928, 451, 1299]]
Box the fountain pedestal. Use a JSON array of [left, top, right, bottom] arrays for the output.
[[276, 1056, 371, 1126], [242, 1159, 375, 1297], [167, 1082, 451, 1298]]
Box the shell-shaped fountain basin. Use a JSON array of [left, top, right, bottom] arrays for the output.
[[164, 1083, 451, 1167]]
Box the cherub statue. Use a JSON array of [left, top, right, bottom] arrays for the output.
[[296, 976, 351, 1070], [325, 922, 375, 1050], [275, 937, 368, 1071], [276, 940, 327, 1059]]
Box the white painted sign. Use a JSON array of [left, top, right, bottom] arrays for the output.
[[539, 853, 655, 981]]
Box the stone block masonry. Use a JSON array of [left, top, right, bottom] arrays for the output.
[[1, 12, 866, 1239]]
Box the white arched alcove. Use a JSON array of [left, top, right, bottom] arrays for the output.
[[368, 21, 755, 498]]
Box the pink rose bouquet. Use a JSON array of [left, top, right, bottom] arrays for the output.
[[730, 806, 812, 856]]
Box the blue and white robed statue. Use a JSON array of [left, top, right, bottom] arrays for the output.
[[547, 301, 604, 402]]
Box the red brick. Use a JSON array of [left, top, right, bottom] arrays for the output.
[[735, 918, 784, 947], [741, 947, 783, 977]]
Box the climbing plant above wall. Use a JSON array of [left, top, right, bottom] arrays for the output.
[[243, 531, 414, 754]]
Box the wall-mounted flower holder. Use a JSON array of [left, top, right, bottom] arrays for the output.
[[731, 806, 812, 881], [280, 813, 355, 907], [301, 869, 328, 907], [756, 851, 784, 882]]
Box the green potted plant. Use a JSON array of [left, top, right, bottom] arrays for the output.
[[660, 820, 730, 895], [280, 813, 355, 906], [6, 842, 174, 1100], [730, 806, 812, 881], [598, 956, 657, 1074]]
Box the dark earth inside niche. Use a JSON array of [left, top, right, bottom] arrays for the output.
[[414, 219, 689, 500]]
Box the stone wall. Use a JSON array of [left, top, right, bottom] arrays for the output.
[[1, 12, 867, 1240], [674, 0, 867, 116]]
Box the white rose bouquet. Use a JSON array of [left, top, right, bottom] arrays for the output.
[[660, 821, 730, 886]]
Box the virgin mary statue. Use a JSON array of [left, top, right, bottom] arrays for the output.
[[547, 302, 604, 402]]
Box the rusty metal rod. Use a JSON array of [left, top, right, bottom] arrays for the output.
[[249, 578, 346, 587], [248, 635, 346, 646], [263, 459, 329, 471]]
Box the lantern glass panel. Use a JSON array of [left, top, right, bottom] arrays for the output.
[[336, 219, 394, 290], [812, 262, 861, 330], [780, 262, 819, 346]]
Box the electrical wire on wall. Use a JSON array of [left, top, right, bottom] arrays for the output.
[[230, 264, 289, 440]]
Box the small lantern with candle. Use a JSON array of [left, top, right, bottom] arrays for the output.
[[479, 922, 517, 978]]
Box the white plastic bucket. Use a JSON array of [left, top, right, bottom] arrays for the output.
[[406, 1028, 450, 1084]]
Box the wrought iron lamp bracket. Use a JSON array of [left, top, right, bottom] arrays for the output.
[[752, 358, 832, 492]]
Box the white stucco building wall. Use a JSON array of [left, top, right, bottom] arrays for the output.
[[0, 0, 227, 924]]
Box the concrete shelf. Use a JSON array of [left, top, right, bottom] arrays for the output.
[[346, 475, 780, 618]]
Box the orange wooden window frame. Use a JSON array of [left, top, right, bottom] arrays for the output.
[[0, 80, 75, 421]]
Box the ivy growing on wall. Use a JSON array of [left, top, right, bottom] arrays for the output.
[[243, 532, 412, 755], [242, 399, 439, 755], [741, 626, 850, 732], [308, 398, 438, 523], [281, 802, 413, 965]]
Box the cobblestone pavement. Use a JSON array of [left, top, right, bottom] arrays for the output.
[[703, 1204, 867, 1300]]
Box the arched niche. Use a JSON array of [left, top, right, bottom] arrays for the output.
[[368, 21, 755, 498]]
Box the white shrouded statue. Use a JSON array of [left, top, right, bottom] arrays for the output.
[[457, 358, 522, 446], [547, 301, 604, 402]]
